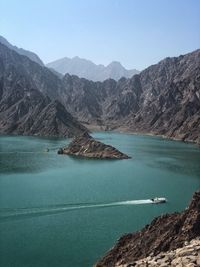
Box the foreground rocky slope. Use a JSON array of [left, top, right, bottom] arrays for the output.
[[94, 191, 200, 267], [125, 238, 200, 267], [0, 43, 87, 137], [58, 132, 130, 159]]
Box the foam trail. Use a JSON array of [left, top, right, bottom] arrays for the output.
[[0, 199, 153, 220]]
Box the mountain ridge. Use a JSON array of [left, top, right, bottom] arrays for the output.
[[0, 38, 199, 145], [0, 42, 87, 137], [46, 56, 139, 81], [56, 49, 200, 145], [0, 35, 44, 66]]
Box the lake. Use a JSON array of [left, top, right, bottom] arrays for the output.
[[0, 132, 200, 267]]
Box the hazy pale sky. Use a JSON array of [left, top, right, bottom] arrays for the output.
[[0, 0, 199, 70]]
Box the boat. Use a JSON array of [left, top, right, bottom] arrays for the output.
[[151, 197, 167, 204]]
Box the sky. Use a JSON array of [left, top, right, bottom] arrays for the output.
[[0, 0, 199, 70]]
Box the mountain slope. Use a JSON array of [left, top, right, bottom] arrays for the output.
[[0, 43, 87, 137], [58, 50, 200, 144], [0, 35, 44, 66], [0, 39, 199, 144], [46, 56, 139, 81]]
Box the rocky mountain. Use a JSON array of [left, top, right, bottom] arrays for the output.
[[0, 35, 44, 66], [0, 43, 87, 137], [58, 132, 130, 159], [46, 56, 139, 81], [94, 190, 200, 267], [0, 37, 199, 144], [57, 49, 200, 145]]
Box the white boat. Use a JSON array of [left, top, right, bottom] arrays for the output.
[[151, 197, 167, 204]]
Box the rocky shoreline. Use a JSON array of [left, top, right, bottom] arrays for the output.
[[94, 191, 200, 267], [58, 132, 130, 159]]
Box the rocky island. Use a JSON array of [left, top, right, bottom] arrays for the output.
[[94, 190, 200, 267], [58, 132, 130, 159]]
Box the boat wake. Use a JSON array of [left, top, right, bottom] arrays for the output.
[[0, 199, 153, 221]]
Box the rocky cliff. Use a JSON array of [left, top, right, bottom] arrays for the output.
[[0, 43, 87, 137], [94, 190, 200, 267], [0, 38, 199, 144], [59, 50, 200, 144], [58, 132, 130, 159]]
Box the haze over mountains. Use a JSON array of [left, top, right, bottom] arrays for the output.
[[47, 57, 139, 81], [0, 36, 199, 144]]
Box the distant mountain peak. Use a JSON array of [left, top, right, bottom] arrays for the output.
[[46, 56, 139, 81], [106, 61, 124, 70], [108, 61, 122, 66]]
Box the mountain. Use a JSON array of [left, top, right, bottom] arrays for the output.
[[46, 56, 139, 81], [94, 191, 200, 267], [0, 38, 199, 144], [55, 50, 200, 145], [0, 35, 44, 66], [0, 43, 87, 137]]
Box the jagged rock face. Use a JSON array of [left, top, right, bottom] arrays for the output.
[[0, 35, 44, 66], [0, 39, 199, 143], [46, 56, 139, 81], [58, 132, 130, 159], [0, 41, 65, 100], [94, 191, 200, 267], [59, 50, 200, 144], [0, 43, 87, 137], [128, 51, 200, 144]]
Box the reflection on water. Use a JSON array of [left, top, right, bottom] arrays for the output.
[[0, 136, 68, 174], [139, 141, 200, 176]]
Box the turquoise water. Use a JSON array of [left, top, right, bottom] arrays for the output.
[[0, 132, 200, 267]]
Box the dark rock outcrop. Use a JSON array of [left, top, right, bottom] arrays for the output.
[[0, 43, 87, 137], [94, 190, 200, 267], [58, 132, 130, 159]]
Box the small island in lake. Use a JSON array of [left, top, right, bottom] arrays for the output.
[[58, 132, 130, 159]]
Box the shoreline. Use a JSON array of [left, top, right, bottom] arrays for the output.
[[82, 123, 200, 147], [1, 124, 199, 147]]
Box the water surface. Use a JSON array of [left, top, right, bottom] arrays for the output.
[[0, 133, 200, 267]]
